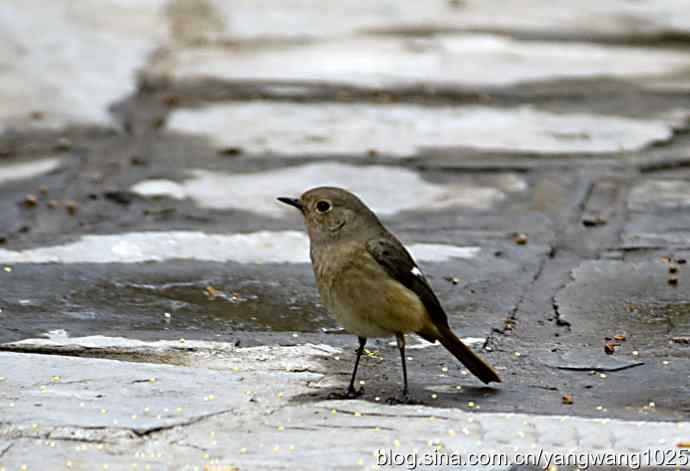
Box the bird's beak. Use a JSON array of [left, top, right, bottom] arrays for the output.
[[277, 197, 304, 213]]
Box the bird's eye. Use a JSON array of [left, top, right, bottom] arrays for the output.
[[315, 200, 332, 213]]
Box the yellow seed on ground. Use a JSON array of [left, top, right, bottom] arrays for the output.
[[239, 448, 247, 454], [354, 412, 362, 417], [431, 394, 438, 399], [3, 266, 12, 272], [331, 409, 337, 415], [468, 401, 476, 408], [277, 425, 284, 431]]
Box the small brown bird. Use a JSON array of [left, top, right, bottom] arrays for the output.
[[278, 187, 500, 399]]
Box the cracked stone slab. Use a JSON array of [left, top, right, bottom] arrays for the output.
[[148, 34, 690, 89], [623, 178, 690, 247], [555, 259, 690, 353], [541, 351, 644, 372], [130, 162, 526, 216], [170, 0, 690, 40], [1, 341, 688, 470], [0, 351, 248, 433], [166, 103, 678, 156], [0, 0, 167, 130]]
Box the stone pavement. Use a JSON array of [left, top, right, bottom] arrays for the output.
[[1, 1, 689, 470]]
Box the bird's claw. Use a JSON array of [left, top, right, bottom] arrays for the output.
[[385, 392, 414, 405], [328, 387, 364, 400]]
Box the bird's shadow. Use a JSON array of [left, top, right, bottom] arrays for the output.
[[288, 343, 503, 409]]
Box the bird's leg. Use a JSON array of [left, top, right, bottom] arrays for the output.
[[344, 336, 367, 398], [396, 333, 409, 397], [385, 333, 413, 405]]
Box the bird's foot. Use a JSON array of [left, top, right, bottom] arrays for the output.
[[328, 387, 364, 400], [385, 391, 415, 405]]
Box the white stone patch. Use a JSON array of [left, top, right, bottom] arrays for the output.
[[388, 336, 485, 349], [167, 103, 676, 155], [0, 158, 61, 185], [185, 0, 690, 40], [14, 334, 343, 358], [132, 162, 517, 216], [0, 0, 168, 130], [628, 179, 690, 210], [408, 244, 481, 262], [150, 34, 690, 89], [44, 329, 70, 341], [0, 231, 481, 265]]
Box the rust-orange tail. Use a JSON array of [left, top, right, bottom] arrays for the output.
[[435, 325, 501, 384]]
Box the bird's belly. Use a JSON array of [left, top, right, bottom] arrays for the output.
[[319, 255, 427, 338]]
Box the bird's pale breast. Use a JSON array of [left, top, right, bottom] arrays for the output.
[[314, 245, 428, 338]]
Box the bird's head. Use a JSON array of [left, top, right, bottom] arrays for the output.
[[278, 187, 382, 244]]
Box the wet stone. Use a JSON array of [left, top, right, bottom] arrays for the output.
[[623, 178, 690, 248], [555, 260, 690, 352], [0, 235, 546, 344]]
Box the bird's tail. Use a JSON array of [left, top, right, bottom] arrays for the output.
[[434, 325, 501, 384]]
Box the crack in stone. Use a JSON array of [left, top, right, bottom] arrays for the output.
[[130, 409, 235, 438], [314, 424, 395, 431], [0, 442, 13, 459], [321, 407, 451, 421]]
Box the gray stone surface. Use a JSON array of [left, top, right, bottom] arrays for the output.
[[1, 0, 690, 469], [1, 341, 688, 470]]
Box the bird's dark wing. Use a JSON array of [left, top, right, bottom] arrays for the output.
[[366, 238, 449, 329]]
